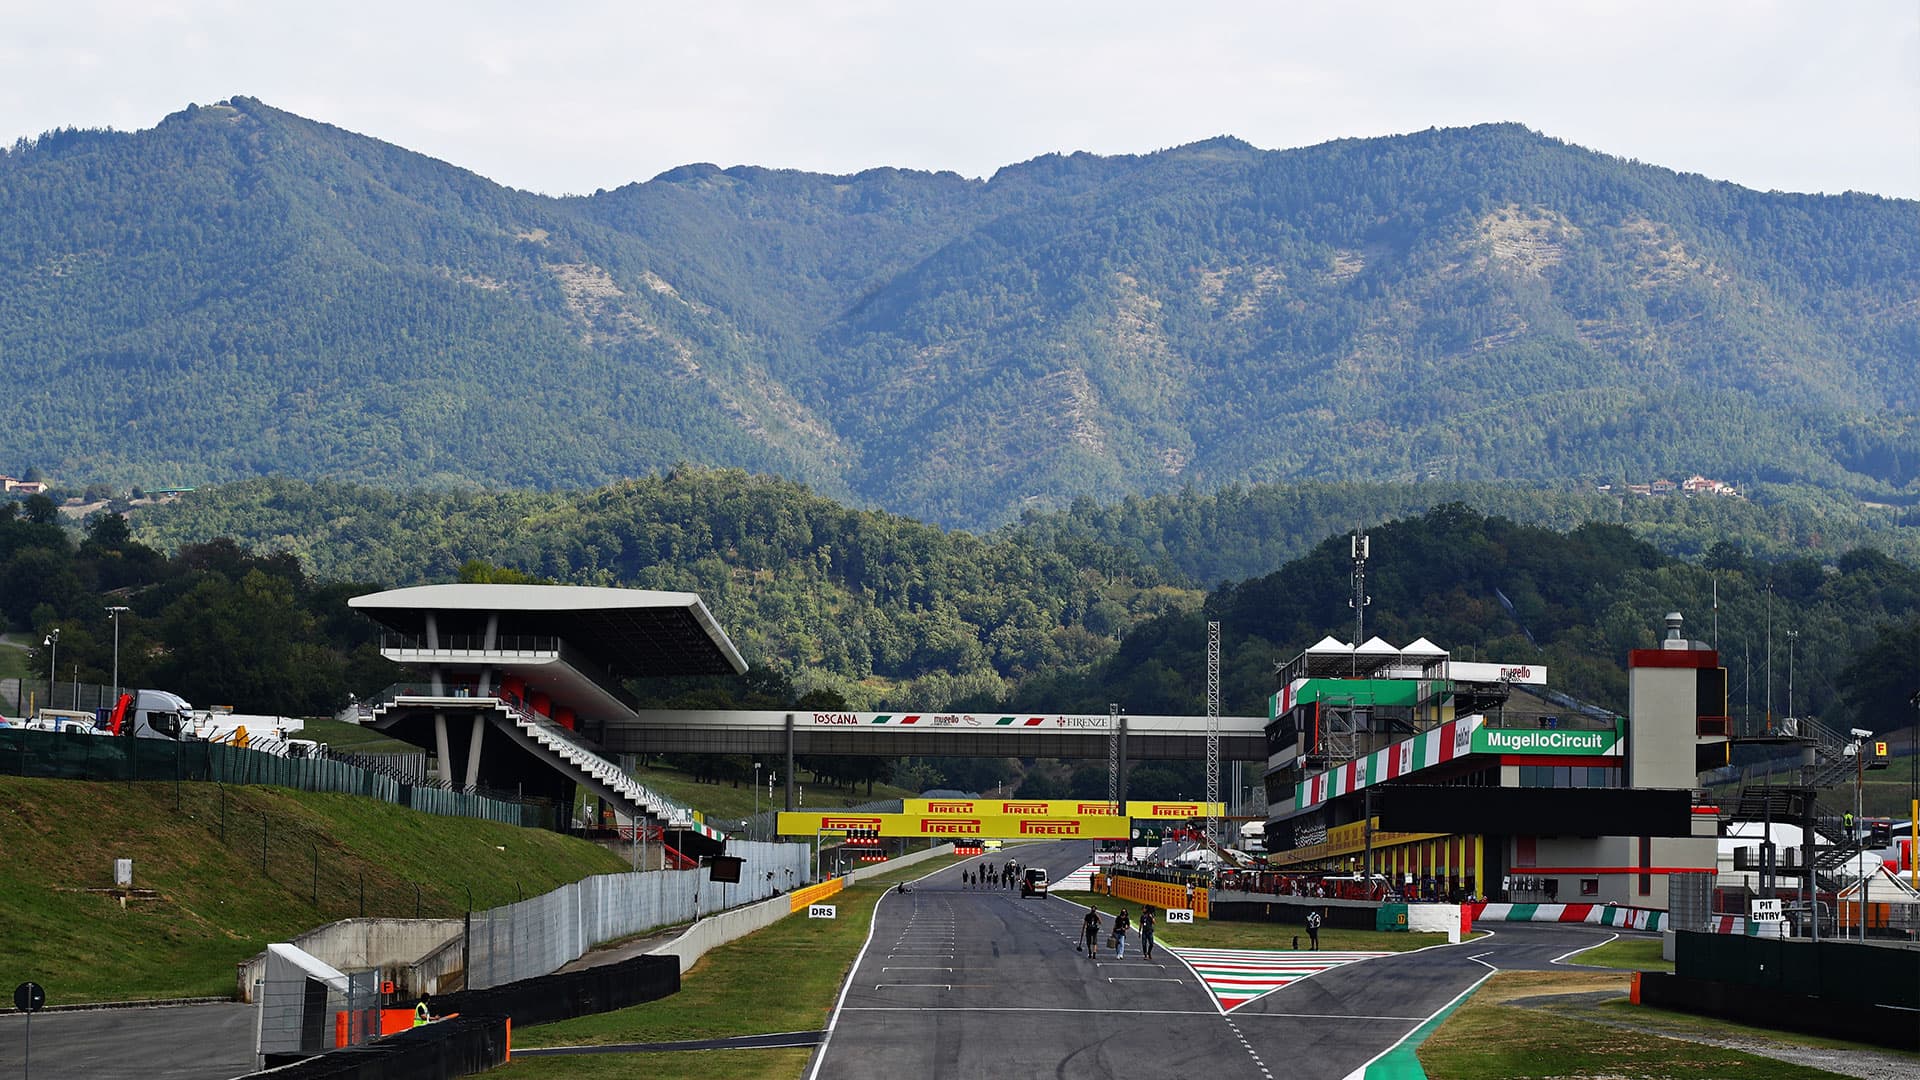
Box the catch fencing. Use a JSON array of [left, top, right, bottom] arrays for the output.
[[0, 727, 552, 829], [1, 675, 133, 716], [464, 840, 812, 989]]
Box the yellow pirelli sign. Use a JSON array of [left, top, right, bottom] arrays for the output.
[[777, 810, 1130, 839], [905, 798, 1122, 817], [901, 798, 1223, 819], [1125, 800, 1225, 820]]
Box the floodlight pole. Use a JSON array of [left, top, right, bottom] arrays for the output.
[[106, 606, 130, 711], [1855, 740, 1868, 942], [1206, 620, 1221, 848], [44, 627, 59, 712]]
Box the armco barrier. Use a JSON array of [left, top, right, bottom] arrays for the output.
[[433, 952, 678, 1028], [237, 1013, 510, 1078], [1638, 970, 1920, 1052], [1468, 901, 1665, 932], [1674, 931, 1920, 1010]]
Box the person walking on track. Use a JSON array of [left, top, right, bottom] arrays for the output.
[[1113, 907, 1132, 958], [1139, 908, 1156, 959], [1081, 907, 1101, 958]]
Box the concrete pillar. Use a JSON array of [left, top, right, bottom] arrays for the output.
[[1118, 715, 1130, 807], [476, 613, 499, 697], [425, 613, 444, 696], [434, 712, 453, 787], [464, 713, 486, 789]]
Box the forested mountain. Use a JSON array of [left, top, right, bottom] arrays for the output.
[[2, 98, 1916, 528], [126, 473, 1920, 729], [126, 470, 1199, 709]]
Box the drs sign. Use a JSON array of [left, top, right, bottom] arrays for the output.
[[1164, 908, 1195, 924], [809, 904, 838, 919]]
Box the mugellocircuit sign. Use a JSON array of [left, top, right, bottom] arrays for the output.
[[1470, 728, 1621, 755]]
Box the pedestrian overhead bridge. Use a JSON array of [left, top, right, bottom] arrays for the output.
[[348, 584, 1263, 838]]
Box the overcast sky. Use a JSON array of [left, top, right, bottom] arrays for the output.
[[2, 1, 1915, 199]]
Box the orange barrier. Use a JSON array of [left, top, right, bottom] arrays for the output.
[[1093, 873, 1209, 918], [790, 876, 846, 912]]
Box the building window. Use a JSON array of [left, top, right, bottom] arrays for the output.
[[1580, 878, 1599, 896]]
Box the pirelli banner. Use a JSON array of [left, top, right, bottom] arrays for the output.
[[778, 810, 1130, 839], [902, 798, 1225, 820]]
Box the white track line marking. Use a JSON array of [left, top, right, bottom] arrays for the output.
[[844, 999, 1228, 1006], [1337, 969, 1496, 1080], [804, 859, 956, 1080], [1552, 932, 1619, 965]]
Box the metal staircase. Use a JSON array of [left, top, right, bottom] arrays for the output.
[[495, 701, 723, 843], [1722, 713, 1875, 891]]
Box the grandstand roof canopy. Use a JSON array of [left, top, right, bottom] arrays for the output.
[[349, 584, 747, 678]]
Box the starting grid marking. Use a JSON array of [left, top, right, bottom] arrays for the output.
[[1053, 863, 1097, 891], [1166, 948, 1391, 1013]]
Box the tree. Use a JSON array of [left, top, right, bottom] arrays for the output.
[[86, 513, 132, 550]]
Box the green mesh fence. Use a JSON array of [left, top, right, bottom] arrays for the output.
[[0, 728, 550, 829]]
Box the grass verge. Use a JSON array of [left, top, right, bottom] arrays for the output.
[[0, 777, 630, 1001], [1567, 935, 1672, 972], [505, 856, 965, 1075], [1419, 971, 1875, 1079], [1054, 890, 1447, 953]]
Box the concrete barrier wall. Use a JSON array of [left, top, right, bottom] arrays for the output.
[[1407, 903, 1463, 942], [239, 840, 813, 999], [237, 919, 464, 1002], [1469, 901, 1665, 932], [846, 843, 954, 884], [650, 844, 955, 973]]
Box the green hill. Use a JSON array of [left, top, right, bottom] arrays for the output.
[[0, 777, 631, 1002], [2, 99, 1915, 529]]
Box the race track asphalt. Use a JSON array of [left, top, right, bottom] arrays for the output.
[[0, 852, 1650, 1080], [810, 841, 1654, 1080], [0, 1001, 258, 1080]]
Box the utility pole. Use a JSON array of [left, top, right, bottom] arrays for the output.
[[1764, 584, 1773, 733], [1206, 620, 1221, 849], [1107, 703, 1121, 813], [1785, 629, 1798, 723]]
